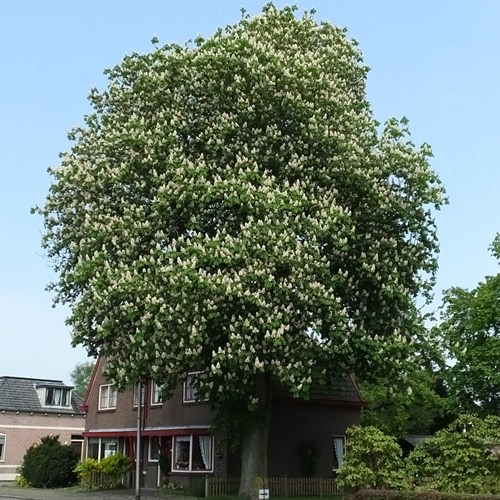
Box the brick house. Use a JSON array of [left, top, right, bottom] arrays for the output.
[[83, 358, 363, 489], [0, 376, 86, 481]]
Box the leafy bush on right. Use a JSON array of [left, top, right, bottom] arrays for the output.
[[406, 414, 500, 493]]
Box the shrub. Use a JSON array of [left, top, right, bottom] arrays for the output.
[[75, 453, 132, 490], [406, 414, 500, 494], [337, 426, 407, 491], [19, 435, 79, 488]]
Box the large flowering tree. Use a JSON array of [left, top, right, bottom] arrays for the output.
[[37, 5, 445, 496]]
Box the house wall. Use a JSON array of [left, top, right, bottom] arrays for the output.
[[84, 360, 362, 487], [85, 361, 215, 432], [0, 411, 85, 481], [268, 399, 360, 477], [224, 400, 361, 478]]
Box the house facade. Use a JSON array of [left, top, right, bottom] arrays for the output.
[[0, 376, 86, 481], [83, 358, 363, 489]]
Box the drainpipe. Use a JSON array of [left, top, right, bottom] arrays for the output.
[[135, 381, 142, 500]]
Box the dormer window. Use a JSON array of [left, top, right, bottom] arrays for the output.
[[45, 388, 71, 407], [35, 383, 73, 408]]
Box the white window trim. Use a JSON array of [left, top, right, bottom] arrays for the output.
[[42, 387, 72, 408], [133, 383, 145, 408], [0, 433, 5, 462], [151, 381, 163, 406], [148, 437, 159, 463], [87, 437, 121, 461], [98, 384, 117, 410], [183, 372, 208, 403]]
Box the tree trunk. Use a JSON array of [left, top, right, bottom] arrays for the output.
[[238, 374, 272, 500]]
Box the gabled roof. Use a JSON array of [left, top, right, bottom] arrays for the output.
[[0, 376, 84, 414]]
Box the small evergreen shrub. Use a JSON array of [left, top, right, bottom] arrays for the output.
[[19, 435, 79, 488]]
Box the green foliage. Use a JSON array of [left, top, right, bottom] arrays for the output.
[[37, 0, 444, 421], [337, 426, 406, 491], [19, 435, 79, 488], [14, 471, 29, 488], [75, 453, 132, 490], [360, 362, 458, 436], [70, 360, 95, 399], [354, 490, 500, 500], [406, 415, 500, 493], [438, 237, 500, 416], [36, 3, 445, 486]]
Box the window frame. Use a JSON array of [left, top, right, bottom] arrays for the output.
[[172, 434, 214, 473], [183, 372, 207, 403], [44, 387, 71, 408], [98, 384, 117, 410], [133, 383, 145, 408], [87, 437, 120, 461], [0, 434, 5, 462], [148, 437, 160, 462], [332, 435, 346, 472], [151, 381, 164, 406]]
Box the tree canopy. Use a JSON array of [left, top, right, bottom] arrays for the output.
[[36, 5, 445, 495], [439, 235, 500, 416], [70, 361, 95, 399], [359, 362, 457, 436]]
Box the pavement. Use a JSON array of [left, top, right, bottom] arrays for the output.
[[0, 483, 196, 500]]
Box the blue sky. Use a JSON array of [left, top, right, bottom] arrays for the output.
[[1, 1, 498, 382]]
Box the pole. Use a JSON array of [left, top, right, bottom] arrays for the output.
[[135, 381, 142, 500]]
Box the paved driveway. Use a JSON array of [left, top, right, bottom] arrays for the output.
[[0, 483, 192, 500]]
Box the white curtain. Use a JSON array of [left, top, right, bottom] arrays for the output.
[[199, 436, 212, 470], [333, 437, 345, 468]]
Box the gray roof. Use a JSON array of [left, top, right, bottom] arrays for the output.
[[0, 376, 84, 414], [274, 373, 364, 404]]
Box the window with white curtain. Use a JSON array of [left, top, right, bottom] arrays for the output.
[[333, 435, 346, 471], [173, 435, 213, 472]]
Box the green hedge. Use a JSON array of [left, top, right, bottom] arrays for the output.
[[354, 489, 500, 500]]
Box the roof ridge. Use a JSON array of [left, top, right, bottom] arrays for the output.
[[0, 376, 65, 383]]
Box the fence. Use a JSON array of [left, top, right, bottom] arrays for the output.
[[205, 477, 341, 497], [81, 471, 127, 490]]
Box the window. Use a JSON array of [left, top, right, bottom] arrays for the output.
[[173, 435, 213, 472], [45, 388, 71, 407], [102, 439, 118, 458], [183, 372, 207, 403], [148, 437, 160, 462], [333, 436, 346, 471], [133, 383, 145, 407], [151, 381, 164, 405], [0, 434, 5, 462], [99, 384, 117, 410], [87, 437, 120, 460]]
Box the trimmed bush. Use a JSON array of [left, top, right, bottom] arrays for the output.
[[75, 453, 132, 490], [19, 435, 79, 488]]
